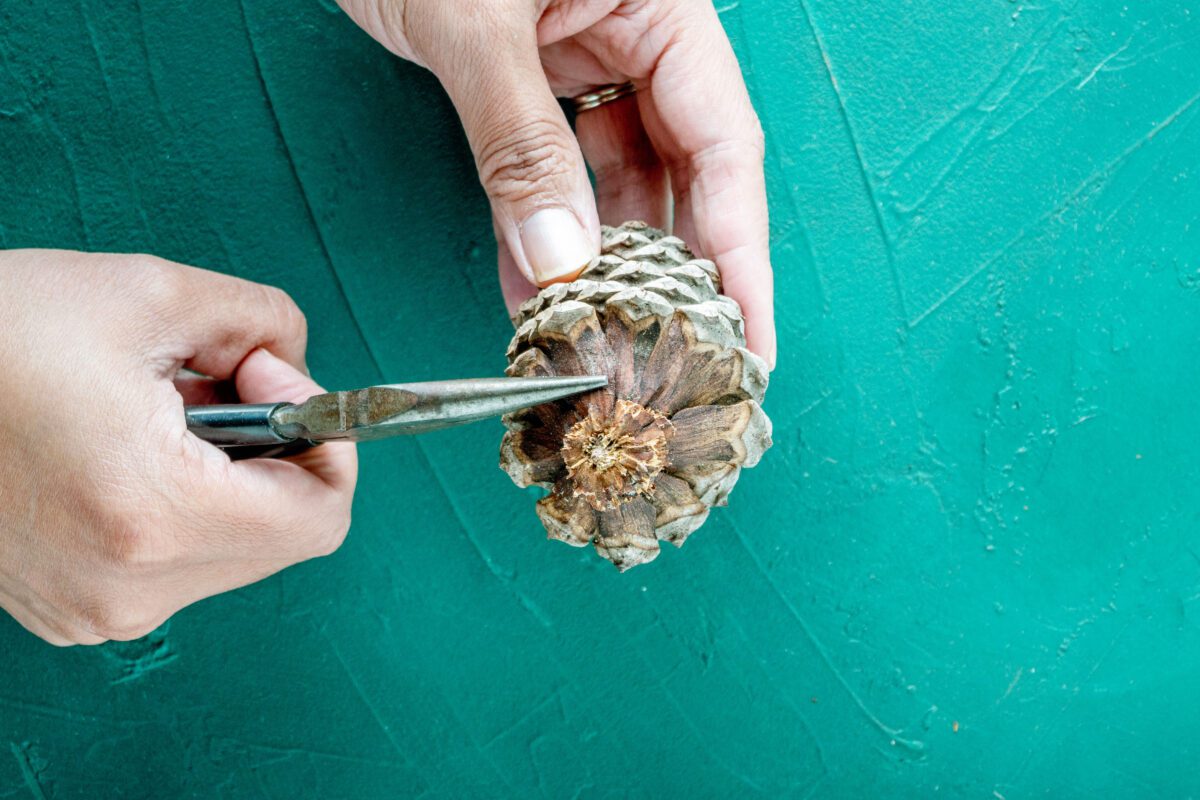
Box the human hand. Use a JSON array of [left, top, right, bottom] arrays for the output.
[[0, 250, 357, 645], [338, 0, 776, 367]]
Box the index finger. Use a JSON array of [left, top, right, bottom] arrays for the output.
[[632, 2, 776, 368]]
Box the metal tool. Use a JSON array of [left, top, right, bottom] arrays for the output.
[[184, 374, 607, 459]]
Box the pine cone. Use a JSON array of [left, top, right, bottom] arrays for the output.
[[500, 221, 772, 571]]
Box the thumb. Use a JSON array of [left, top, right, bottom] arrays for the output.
[[234, 347, 322, 406], [232, 347, 357, 492], [417, 4, 598, 285]]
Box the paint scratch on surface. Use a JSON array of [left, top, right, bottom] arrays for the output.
[[101, 624, 177, 685], [908, 87, 1200, 329], [8, 742, 48, 800], [79, 2, 117, 112], [236, 0, 390, 381], [1097, 111, 1194, 230], [907, 228, 1025, 329], [793, 0, 905, 320], [798, 388, 835, 417], [1007, 619, 1134, 786], [998, 667, 1023, 703], [728, 520, 925, 757], [323, 633, 413, 766], [412, 439, 553, 629], [1076, 39, 1131, 89], [324, 625, 539, 797], [882, 9, 1069, 218], [0, 697, 147, 729], [77, 0, 155, 242], [644, 666, 769, 793], [0, 46, 89, 246], [983, 68, 1079, 145], [1107, 32, 1200, 72], [208, 735, 405, 768], [131, 0, 170, 131], [481, 689, 560, 749], [722, 614, 831, 776]]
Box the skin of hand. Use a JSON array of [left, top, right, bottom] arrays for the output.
[[338, 0, 776, 368], [0, 250, 357, 645]]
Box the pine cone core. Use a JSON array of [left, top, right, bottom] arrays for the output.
[[561, 399, 674, 512]]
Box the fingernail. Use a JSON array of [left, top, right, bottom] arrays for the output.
[[520, 208, 595, 285]]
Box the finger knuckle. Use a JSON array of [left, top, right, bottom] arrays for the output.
[[124, 254, 188, 312], [411, 0, 518, 61], [261, 284, 308, 343], [262, 283, 304, 323], [75, 596, 159, 642], [38, 626, 97, 648], [693, 136, 767, 183], [476, 119, 578, 204], [95, 512, 177, 573]]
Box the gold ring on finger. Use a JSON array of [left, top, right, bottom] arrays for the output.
[[571, 82, 638, 114]]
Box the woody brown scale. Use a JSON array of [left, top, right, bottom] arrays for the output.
[[500, 221, 772, 571]]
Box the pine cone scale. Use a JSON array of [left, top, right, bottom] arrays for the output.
[[668, 401, 768, 469], [595, 498, 659, 570]]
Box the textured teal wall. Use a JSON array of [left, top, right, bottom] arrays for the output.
[[2, 0, 1199, 797]]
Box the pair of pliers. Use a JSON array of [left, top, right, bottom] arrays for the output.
[[184, 375, 607, 459]]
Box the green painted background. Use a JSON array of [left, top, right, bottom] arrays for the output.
[[2, 0, 1199, 796]]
